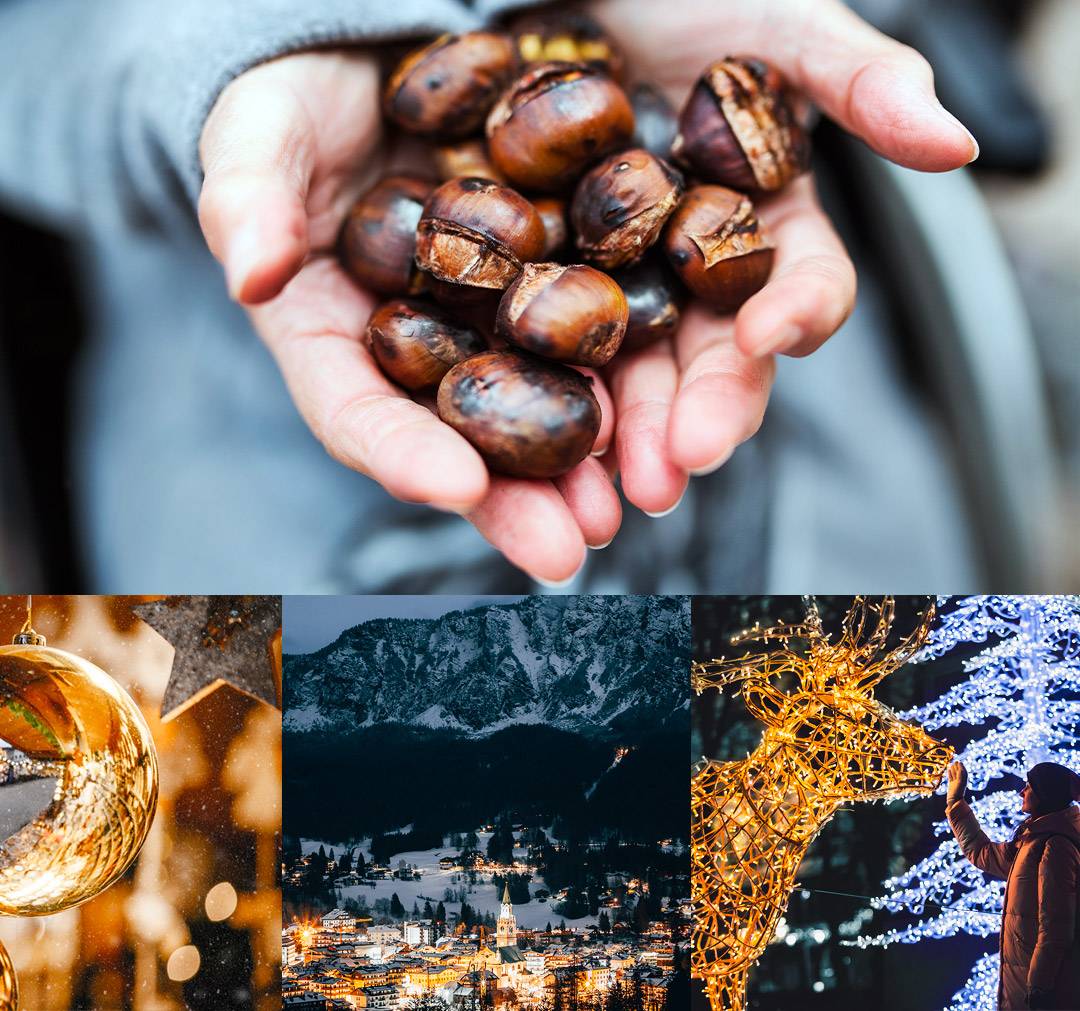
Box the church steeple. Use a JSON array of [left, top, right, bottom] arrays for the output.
[[496, 882, 517, 947]]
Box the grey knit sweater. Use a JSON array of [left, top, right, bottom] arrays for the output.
[[0, 0, 976, 592]]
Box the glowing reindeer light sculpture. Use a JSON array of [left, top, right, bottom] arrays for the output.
[[691, 597, 953, 1011]]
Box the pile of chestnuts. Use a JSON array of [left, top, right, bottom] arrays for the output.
[[339, 9, 810, 479]]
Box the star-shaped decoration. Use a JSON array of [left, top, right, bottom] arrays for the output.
[[133, 596, 281, 720]]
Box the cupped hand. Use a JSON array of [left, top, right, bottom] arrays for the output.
[[198, 52, 620, 585], [589, 0, 979, 514], [946, 761, 968, 802]]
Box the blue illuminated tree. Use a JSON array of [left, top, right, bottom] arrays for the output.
[[852, 595, 1080, 1010]]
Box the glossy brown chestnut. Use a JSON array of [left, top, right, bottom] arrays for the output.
[[662, 185, 775, 311], [437, 350, 601, 478], [365, 299, 486, 391], [610, 255, 685, 352], [496, 262, 627, 366], [671, 57, 810, 192], [532, 196, 569, 258], [570, 148, 683, 270], [433, 139, 505, 183], [510, 8, 625, 80], [486, 62, 635, 192], [338, 175, 434, 295], [630, 83, 679, 160], [384, 32, 518, 139], [415, 177, 547, 303]]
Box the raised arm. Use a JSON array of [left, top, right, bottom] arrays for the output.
[[945, 763, 1017, 881]]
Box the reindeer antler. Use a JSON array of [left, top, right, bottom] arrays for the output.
[[696, 598, 938, 697], [693, 638, 817, 696], [833, 597, 936, 691], [694, 603, 832, 696]]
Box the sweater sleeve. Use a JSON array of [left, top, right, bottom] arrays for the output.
[[947, 799, 1017, 881], [1029, 837, 1079, 995], [0, 0, 478, 233]]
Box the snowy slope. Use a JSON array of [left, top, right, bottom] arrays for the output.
[[284, 596, 689, 736]]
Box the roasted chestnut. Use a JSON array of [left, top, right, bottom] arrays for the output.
[[630, 83, 679, 160], [415, 177, 547, 303], [384, 32, 519, 139], [570, 148, 683, 270], [610, 255, 684, 351], [486, 62, 635, 192], [671, 57, 810, 192], [433, 139, 505, 183], [497, 262, 627, 366], [509, 8, 625, 80], [662, 185, 774, 311], [437, 350, 601, 478], [533, 196, 569, 258], [365, 299, 486, 391], [339, 175, 433, 295]]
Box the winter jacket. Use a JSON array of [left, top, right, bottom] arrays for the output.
[[948, 800, 1080, 1010]]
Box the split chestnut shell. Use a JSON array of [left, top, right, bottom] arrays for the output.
[[496, 262, 627, 367], [662, 185, 775, 311], [671, 57, 810, 192]]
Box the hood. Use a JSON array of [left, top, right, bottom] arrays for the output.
[[1025, 804, 1080, 845]]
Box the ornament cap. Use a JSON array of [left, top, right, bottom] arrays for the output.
[[12, 629, 46, 646]]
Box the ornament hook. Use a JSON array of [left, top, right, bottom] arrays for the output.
[[13, 594, 46, 646]]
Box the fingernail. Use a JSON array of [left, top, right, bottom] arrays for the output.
[[752, 323, 802, 357], [432, 501, 474, 517], [534, 556, 586, 589], [935, 102, 979, 163], [644, 491, 685, 519], [689, 448, 733, 477], [590, 446, 609, 457], [225, 222, 263, 299], [588, 538, 613, 551]]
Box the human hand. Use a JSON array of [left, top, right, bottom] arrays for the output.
[[946, 761, 968, 803], [198, 52, 621, 585], [586, 0, 979, 513]]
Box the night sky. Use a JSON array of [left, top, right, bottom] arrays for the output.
[[282, 595, 526, 653]]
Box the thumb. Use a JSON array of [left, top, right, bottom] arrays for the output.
[[198, 68, 315, 304], [771, 0, 978, 171]]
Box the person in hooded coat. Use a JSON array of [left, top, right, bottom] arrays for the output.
[[947, 760, 1080, 1010]]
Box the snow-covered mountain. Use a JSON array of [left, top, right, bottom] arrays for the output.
[[284, 595, 689, 736]]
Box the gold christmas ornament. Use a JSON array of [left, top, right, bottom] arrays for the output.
[[0, 614, 158, 917], [690, 597, 953, 1011], [0, 939, 15, 1011]]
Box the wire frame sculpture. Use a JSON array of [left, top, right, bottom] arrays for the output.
[[691, 597, 954, 1011]]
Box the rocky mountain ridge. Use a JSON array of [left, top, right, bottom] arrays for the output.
[[284, 595, 688, 736]]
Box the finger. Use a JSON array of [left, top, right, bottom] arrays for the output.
[[670, 304, 776, 475], [198, 66, 316, 304], [735, 176, 857, 357], [774, 0, 978, 170], [554, 456, 623, 549], [592, 0, 977, 171], [576, 368, 615, 456], [466, 479, 587, 585], [609, 341, 688, 515], [250, 257, 489, 511]]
